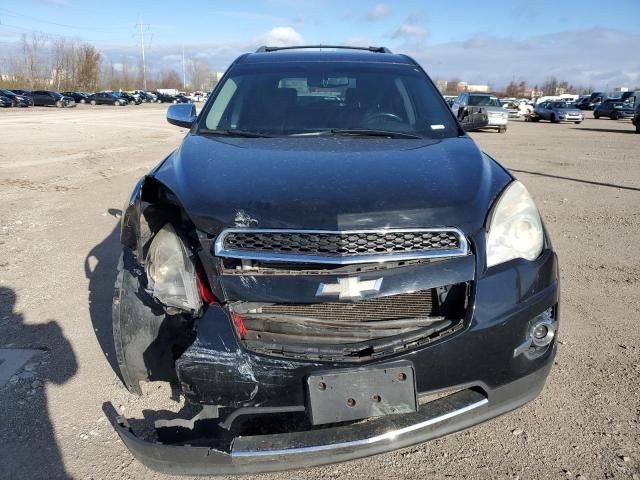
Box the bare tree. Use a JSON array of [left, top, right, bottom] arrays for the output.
[[188, 57, 210, 91], [21, 33, 48, 88], [160, 68, 181, 89], [76, 45, 101, 91]]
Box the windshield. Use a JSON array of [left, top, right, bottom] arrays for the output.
[[0, 89, 16, 97], [551, 102, 571, 109], [468, 95, 501, 107], [201, 61, 457, 138]]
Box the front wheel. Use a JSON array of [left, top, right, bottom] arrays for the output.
[[574, 121, 582, 124], [550, 114, 559, 123], [56, 101, 63, 108], [90, 100, 96, 105], [611, 113, 619, 120], [594, 113, 600, 119], [80, 99, 86, 104]]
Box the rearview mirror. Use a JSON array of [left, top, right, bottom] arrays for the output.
[[167, 103, 197, 128]]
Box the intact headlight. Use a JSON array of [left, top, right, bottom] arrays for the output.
[[486, 181, 544, 268], [145, 224, 202, 312]]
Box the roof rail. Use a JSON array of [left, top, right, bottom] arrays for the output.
[[255, 45, 392, 54]]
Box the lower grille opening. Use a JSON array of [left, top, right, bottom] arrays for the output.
[[230, 283, 469, 362]]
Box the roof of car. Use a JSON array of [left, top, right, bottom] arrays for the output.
[[238, 46, 415, 65]]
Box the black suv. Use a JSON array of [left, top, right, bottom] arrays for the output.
[[593, 100, 635, 120], [109, 46, 559, 475], [633, 102, 640, 133]]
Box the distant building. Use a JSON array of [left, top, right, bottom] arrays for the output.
[[205, 71, 225, 91], [435, 79, 448, 93], [466, 84, 490, 93], [457, 82, 468, 92]]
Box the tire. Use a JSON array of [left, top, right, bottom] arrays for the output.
[[550, 114, 558, 123], [611, 113, 619, 120], [159, 100, 163, 104], [636, 124, 640, 134], [501, 125, 507, 133], [594, 113, 600, 119], [90, 100, 96, 105], [574, 121, 582, 124], [56, 101, 63, 108], [80, 99, 86, 104]]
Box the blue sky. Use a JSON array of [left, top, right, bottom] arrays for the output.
[[1, 0, 639, 88]]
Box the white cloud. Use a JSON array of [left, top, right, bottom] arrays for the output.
[[259, 26, 304, 47], [404, 29, 640, 88], [367, 4, 390, 21], [392, 23, 427, 39]]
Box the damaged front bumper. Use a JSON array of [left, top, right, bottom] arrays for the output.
[[109, 360, 553, 475]]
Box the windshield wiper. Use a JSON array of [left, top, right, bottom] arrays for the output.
[[331, 129, 422, 139], [199, 129, 272, 138]]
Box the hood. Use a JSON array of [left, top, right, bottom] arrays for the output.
[[152, 134, 512, 235], [483, 106, 506, 113]]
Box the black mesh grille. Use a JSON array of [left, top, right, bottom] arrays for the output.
[[222, 231, 461, 257], [260, 291, 435, 321]]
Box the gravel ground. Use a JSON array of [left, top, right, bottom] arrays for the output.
[[0, 104, 638, 480]]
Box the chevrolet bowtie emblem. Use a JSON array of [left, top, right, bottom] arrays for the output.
[[316, 277, 383, 301]]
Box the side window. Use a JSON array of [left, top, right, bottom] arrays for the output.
[[206, 78, 240, 130]]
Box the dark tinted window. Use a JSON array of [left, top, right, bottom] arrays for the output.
[[203, 61, 457, 138], [468, 95, 501, 107]]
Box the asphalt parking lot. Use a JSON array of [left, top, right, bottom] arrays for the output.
[[0, 103, 638, 480]]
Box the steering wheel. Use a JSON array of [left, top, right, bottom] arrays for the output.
[[365, 112, 404, 123]]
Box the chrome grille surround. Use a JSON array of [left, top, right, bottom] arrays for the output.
[[214, 228, 468, 265]]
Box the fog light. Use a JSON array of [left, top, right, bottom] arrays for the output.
[[533, 324, 548, 339], [530, 312, 556, 347], [513, 308, 557, 357]]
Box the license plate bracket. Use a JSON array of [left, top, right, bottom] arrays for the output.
[[306, 361, 417, 425]]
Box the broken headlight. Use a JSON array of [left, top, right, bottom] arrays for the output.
[[486, 181, 543, 268], [145, 224, 202, 313]]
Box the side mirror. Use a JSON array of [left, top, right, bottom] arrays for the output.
[[167, 103, 197, 128]]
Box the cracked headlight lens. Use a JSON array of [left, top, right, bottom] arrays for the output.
[[146, 224, 202, 312], [486, 181, 544, 268]]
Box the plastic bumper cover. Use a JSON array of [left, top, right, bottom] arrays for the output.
[[108, 357, 553, 476]]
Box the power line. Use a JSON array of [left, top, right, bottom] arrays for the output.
[[0, 7, 132, 33]]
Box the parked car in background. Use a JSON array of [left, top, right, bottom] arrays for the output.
[[593, 101, 635, 120], [452, 93, 508, 132], [62, 91, 91, 104], [533, 101, 584, 124], [633, 102, 640, 134], [87, 92, 127, 106], [8, 89, 32, 97], [144, 91, 158, 102], [0, 95, 12, 108], [112, 91, 141, 105], [153, 92, 177, 103], [132, 90, 153, 102], [30, 90, 76, 107], [577, 92, 606, 110], [0, 89, 33, 107]]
